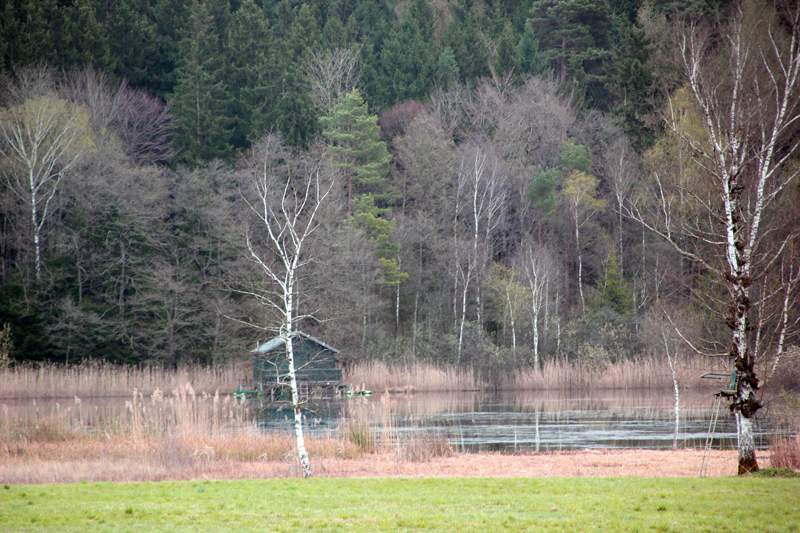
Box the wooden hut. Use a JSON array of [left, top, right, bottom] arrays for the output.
[[248, 332, 343, 401]]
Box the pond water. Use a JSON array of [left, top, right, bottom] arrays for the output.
[[259, 389, 778, 452], [3, 389, 779, 452]]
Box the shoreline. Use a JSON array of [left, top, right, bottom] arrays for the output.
[[0, 448, 773, 484]]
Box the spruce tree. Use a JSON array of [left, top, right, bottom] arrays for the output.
[[493, 20, 519, 76], [170, 0, 232, 164], [62, 0, 115, 71], [151, 0, 192, 97], [441, 3, 489, 82], [593, 252, 633, 316], [377, 14, 436, 106], [226, 0, 278, 149], [528, 0, 613, 105], [272, 3, 319, 147], [107, 0, 159, 90], [516, 19, 548, 77]]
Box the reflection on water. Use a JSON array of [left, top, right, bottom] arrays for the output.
[[255, 389, 774, 452], [3, 389, 777, 452]]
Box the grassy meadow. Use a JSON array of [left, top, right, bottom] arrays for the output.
[[1, 476, 798, 532]]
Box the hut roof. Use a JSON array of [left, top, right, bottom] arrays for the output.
[[250, 331, 339, 355]]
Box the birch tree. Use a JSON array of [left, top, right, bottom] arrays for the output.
[[561, 169, 605, 315], [0, 95, 94, 282], [240, 135, 333, 478], [518, 241, 555, 370], [625, 0, 800, 474], [303, 47, 360, 115], [454, 145, 506, 363]]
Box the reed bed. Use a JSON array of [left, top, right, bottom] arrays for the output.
[[0, 361, 245, 400], [513, 355, 731, 391], [346, 361, 483, 392], [1, 354, 781, 401], [342, 392, 453, 461], [0, 383, 366, 479], [348, 356, 733, 393]]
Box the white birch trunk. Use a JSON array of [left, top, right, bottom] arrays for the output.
[[242, 138, 333, 478]]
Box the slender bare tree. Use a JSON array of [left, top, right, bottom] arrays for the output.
[[302, 47, 360, 115], [239, 135, 334, 478], [518, 240, 555, 370], [454, 144, 505, 362]]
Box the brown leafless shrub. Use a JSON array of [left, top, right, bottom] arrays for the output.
[[769, 435, 800, 470], [397, 433, 453, 462]]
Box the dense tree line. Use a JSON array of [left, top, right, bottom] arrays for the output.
[[1, 0, 798, 411], [0, 0, 729, 157]]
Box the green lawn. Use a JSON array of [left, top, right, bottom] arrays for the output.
[[1, 477, 798, 532]]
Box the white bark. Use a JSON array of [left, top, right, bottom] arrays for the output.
[[454, 146, 506, 362], [0, 96, 92, 282], [624, 2, 800, 473], [241, 137, 333, 478], [521, 243, 553, 370], [662, 330, 681, 450]]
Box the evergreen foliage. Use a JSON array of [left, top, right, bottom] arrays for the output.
[[169, 0, 232, 163], [592, 252, 633, 315], [320, 89, 392, 208]]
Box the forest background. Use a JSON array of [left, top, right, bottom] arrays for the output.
[[0, 0, 798, 392]]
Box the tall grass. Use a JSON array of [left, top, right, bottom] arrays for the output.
[[769, 435, 800, 470], [0, 354, 766, 401], [513, 355, 729, 390], [0, 361, 246, 399], [346, 361, 483, 392], [0, 383, 365, 475], [348, 356, 733, 392], [342, 392, 453, 461]]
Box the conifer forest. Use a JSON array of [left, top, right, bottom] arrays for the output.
[[0, 0, 798, 403]]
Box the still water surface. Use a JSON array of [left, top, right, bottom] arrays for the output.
[[260, 389, 775, 452]]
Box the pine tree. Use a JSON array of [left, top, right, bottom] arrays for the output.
[[528, 0, 613, 105], [320, 89, 392, 212]]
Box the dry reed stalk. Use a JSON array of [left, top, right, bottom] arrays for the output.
[[346, 361, 484, 392], [512, 355, 731, 391], [0, 361, 246, 400], [769, 435, 800, 470]]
